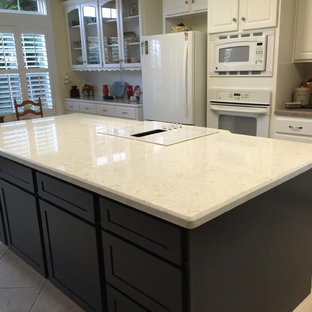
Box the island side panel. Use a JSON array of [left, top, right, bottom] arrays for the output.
[[186, 169, 312, 312]]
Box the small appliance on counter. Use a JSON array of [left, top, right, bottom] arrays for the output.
[[294, 87, 310, 107]]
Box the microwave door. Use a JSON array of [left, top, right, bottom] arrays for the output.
[[215, 41, 265, 72]]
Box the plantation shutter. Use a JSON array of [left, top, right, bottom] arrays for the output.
[[0, 33, 18, 70], [26, 72, 52, 109], [21, 34, 48, 69], [0, 74, 22, 114]]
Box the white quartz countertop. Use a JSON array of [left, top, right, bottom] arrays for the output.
[[1, 114, 312, 229]]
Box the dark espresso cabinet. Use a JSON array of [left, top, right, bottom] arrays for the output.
[[0, 158, 45, 275], [100, 197, 184, 312], [1, 155, 312, 312], [37, 172, 102, 312], [40, 200, 102, 312]]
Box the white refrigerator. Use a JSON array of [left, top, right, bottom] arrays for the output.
[[141, 31, 207, 126]]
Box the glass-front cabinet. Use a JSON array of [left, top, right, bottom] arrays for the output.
[[120, 0, 141, 69], [99, 0, 141, 70], [100, 0, 121, 69], [66, 2, 101, 69], [82, 4, 101, 67], [65, 0, 149, 71], [66, 6, 84, 68]]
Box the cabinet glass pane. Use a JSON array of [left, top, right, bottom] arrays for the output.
[[101, 1, 120, 65], [83, 6, 100, 65], [121, 0, 140, 64], [67, 8, 83, 66]]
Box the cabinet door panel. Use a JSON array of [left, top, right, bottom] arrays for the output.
[[40, 200, 101, 312], [0, 180, 44, 274], [192, 0, 208, 12], [294, 0, 312, 61], [106, 285, 149, 312], [208, 0, 238, 33], [240, 0, 278, 30], [164, 0, 190, 16], [66, 5, 85, 68], [102, 231, 183, 312]]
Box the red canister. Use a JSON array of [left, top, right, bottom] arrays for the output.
[[127, 85, 134, 100], [102, 84, 109, 97]]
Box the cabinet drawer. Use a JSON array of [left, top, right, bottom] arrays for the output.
[[106, 285, 152, 312], [36, 172, 95, 223], [64, 101, 80, 112], [102, 232, 183, 312], [96, 104, 115, 116], [100, 197, 182, 265], [0, 157, 34, 192], [115, 106, 136, 119], [80, 102, 96, 114], [275, 117, 312, 137]]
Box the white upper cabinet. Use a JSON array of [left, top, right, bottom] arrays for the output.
[[294, 0, 312, 61], [240, 0, 279, 31], [208, 0, 279, 33], [64, 0, 162, 71], [99, 0, 141, 70], [208, 0, 239, 33], [163, 0, 207, 17], [65, 2, 102, 69]]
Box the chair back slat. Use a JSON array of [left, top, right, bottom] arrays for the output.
[[14, 98, 43, 121]]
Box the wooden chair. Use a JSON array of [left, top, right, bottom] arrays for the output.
[[14, 98, 43, 121]]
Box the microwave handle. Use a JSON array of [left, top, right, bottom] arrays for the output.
[[210, 105, 268, 115]]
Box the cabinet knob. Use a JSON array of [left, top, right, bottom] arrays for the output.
[[192, 0, 195, 3], [233, 17, 237, 22], [241, 17, 246, 22], [185, 0, 188, 4]]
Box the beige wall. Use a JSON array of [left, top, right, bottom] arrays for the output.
[[50, 0, 82, 113]]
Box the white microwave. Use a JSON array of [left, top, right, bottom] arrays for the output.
[[209, 29, 275, 76]]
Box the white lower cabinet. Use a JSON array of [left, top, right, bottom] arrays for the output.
[[79, 102, 97, 114], [273, 116, 312, 143], [65, 100, 80, 113], [64, 99, 143, 120], [115, 106, 136, 119], [96, 104, 115, 117]]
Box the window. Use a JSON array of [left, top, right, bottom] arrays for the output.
[[0, 32, 53, 114], [0, 0, 46, 14]]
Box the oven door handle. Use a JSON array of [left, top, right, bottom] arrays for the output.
[[210, 105, 268, 115]]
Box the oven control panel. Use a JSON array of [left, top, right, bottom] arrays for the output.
[[209, 88, 271, 105]]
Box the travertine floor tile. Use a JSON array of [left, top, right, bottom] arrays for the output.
[[0, 287, 40, 312], [30, 281, 84, 312], [0, 250, 45, 290]]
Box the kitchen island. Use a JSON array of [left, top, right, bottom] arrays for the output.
[[0, 114, 312, 312]]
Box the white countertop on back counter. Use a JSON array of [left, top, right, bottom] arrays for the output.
[[1, 113, 312, 229]]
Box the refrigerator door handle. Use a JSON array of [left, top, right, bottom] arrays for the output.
[[183, 40, 189, 119]]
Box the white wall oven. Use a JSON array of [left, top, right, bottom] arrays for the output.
[[209, 29, 275, 76], [208, 89, 271, 137]]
